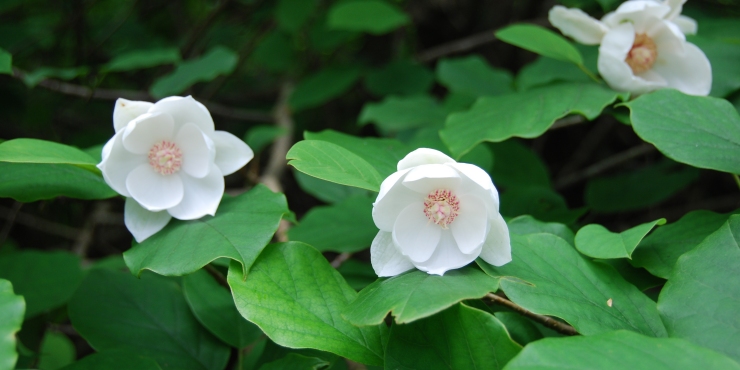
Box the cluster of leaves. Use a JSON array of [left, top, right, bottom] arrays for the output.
[[1, 0, 740, 369]]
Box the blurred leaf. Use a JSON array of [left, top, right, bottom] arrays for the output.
[[507, 215, 575, 245], [290, 67, 361, 111], [343, 267, 499, 326], [494, 312, 543, 346], [336, 260, 376, 291], [22, 67, 88, 87], [489, 140, 550, 188], [516, 45, 598, 91], [500, 186, 585, 224], [276, 0, 317, 33], [436, 55, 514, 97], [625, 89, 740, 174], [294, 170, 370, 204], [0, 279, 24, 370], [385, 304, 521, 370], [479, 233, 667, 336], [632, 209, 740, 278], [150, 46, 238, 98], [658, 215, 740, 362], [327, 0, 409, 35], [60, 350, 162, 370], [575, 219, 666, 259], [689, 36, 740, 98], [0, 138, 100, 173], [244, 125, 285, 154], [251, 31, 295, 72], [103, 47, 180, 72], [0, 47, 10, 74], [359, 95, 447, 131], [38, 331, 75, 370], [309, 20, 359, 52], [182, 269, 262, 348], [505, 330, 740, 370], [0, 162, 116, 202], [261, 353, 330, 370], [585, 161, 700, 213], [228, 243, 387, 366], [124, 185, 288, 277], [288, 195, 376, 253], [286, 140, 383, 192], [69, 270, 230, 370], [496, 24, 583, 65], [0, 250, 83, 318], [364, 60, 434, 96], [442, 83, 628, 158]]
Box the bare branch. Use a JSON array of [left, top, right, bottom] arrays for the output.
[[330, 252, 353, 269], [0, 205, 80, 240], [554, 143, 655, 189], [485, 293, 578, 336]]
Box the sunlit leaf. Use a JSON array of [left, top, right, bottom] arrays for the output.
[[359, 95, 447, 131], [436, 55, 514, 97], [575, 219, 666, 259], [286, 140, 383, 192], [496, 24, 583, 65], [0, 279, 24, 370], [327, 0, 409, 35]]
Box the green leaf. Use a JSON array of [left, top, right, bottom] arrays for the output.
[[0, 162, 117, 202], [364, 60, 434, 97], [505, 330, 740, 370], [385, 304, 521, 370], [244, 125, 286, 154], [657, 215, 740, 362], [515, 45, 598, 91], [489, 140, 550, 189], [500, 186, 585, 224], [624, 89, 740, 174], [479, 234, 667, 336], [0, 48, 11, 74], [290, 67, 361, 111], [261, 353, 330, 370], [182, 269, 262, 348], [631, 209, 740, 278], [0, 138, 100, 173], [507, 215, 574, 245], [69, 270, 230, 370], [336, 260, 377, 291], [22, 67, 88, 87], [228, 242, 387, 366], [286, 140, 383, 192], [575, 219, 666, 259], [0, 250, 83, 318], [358, 95, 447, 132], [436, 55, 514, 97], [585, 161, 700, 213], [343, 267, 499, 326], [599, 259, 664, 292], [250, 31, 295, 72], [38, 331, 75, 370], [0, 279, 24, 370], [60, 350, 162, 370], [441, 83, 628, 158], [294, 171, 370, 204], [327, 0, 409, 35], [288, 195, 376, 253], [494, 312, 543, 346], [124, 185, 288, 277], [276, 0, 317, 33], [149, 46, 238, 98], [103, 47, 181, 72], [496, 24, 583, 65]]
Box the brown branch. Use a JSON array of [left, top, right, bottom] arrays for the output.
[[72, 202, 111, 257], [485, 293, 578, 336], [0, 202, 22, 246], [330, 252, 353, 269], [554, 143, 655, 189], [181, 0, 234, 57], [204, 264, 230, 288], [0, 205, 80, 240]]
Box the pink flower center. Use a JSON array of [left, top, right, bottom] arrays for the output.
[[424, 189, 460, 229], [625, 33, 658, 74], [148, 140, 182, 175]]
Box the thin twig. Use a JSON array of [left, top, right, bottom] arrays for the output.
[[485, 293, 578, 336], [416, 30, 498, 63], [204, 264, 230, 288], [554, 143, 655, 189], [0, 202, 22, 246], [0, 205, 80, 240], [330, 252, 353, 269], [72, 202, 110, 257]]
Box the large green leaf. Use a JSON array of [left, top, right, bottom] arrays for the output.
[[657, 215, 740, 363], [38, 331, 75, 370], [364, 60, 434, 97], [436, 55, 514, 97], [625, 89, 740, 174], [494, 312, 544, 346], [0, 279, 24, 370], [275, 0, 317, 33], [288, 195, 376, 253], [507, 215, 574, 245], [150, 46, 238, 98], [123, 185, 288, 276], [260, 353, 330, 370], [289, 67, 361, 111], [489, 140, 550, 189], [103, 48, 181, 72], [575, 219, 665, 259], [0, 138, 100, 173], [250, 31, 295, 73], [327, 0, 409, 35], [336, 259, 377, 291], [61, 351, 162, 370], [182, 269, 262, 348], [286, 140, 383, 192], [0, 162, 116, 202], [228, 242, 387, 366], [359, 95, 448, 132], [441, 83, 628, 158], [385, 304, 521, 370], [631, 209, 740, 278], [0, 250, 83, 318], [69, 270, 230, 370], [504, 330, 740, 370], [343, 267, 499, 326], [500, 186, 585, 224], [515, 45, 598, 91], [294, 170, 370, 204], [496, 24, 583, 65], [479, 234, 667, 337]]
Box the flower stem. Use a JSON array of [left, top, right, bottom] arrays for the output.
[[485, 293, 578, 336]]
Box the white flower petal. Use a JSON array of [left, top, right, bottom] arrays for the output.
[[450, 194, 488, 254], [397, 148, 455, 171], [664, 0, 687, 20], [113, 98, 153, 133], [210, 130, 254, 176], [402, 164, 461, 194], [372, 169, 418, 232], [175, 123, 215, 179], [651, 42, 712, 96], [649, 19, 685, 53], [101, 138, 114, 162], [605, 1, 670, 32], [167, 166, 225, 220], [598, 24, 666, 95], [149, 96, 215, 134], [548, 5, 608, 45], [672, 15, 697, 35], [414, 230, 480, 276], [370, 231, 415, 277], [599, 22, 635, 60], [122, 112, 175, 155], [392, 202, 442, 263], [478, 212, 512, 267], [126, 164, 184, 211], [124, 197, 172, 243], [449, 162, 499, 212], [97, 131, 147, 197]]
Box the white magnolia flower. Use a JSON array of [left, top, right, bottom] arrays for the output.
[[370, 148, 511, 276], [549, 0, 711, 96], [98, 96, 254, 242]]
